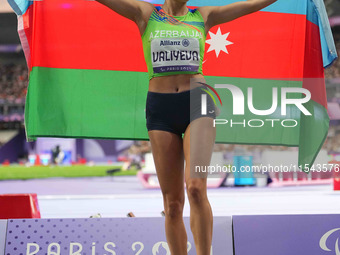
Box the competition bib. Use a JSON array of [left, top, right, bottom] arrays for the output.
[[151, 37, 200, 74]]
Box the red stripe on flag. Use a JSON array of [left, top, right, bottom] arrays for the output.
[[302, 20, 327, 109], [33, 0, 147, 72], [203, 12, 306, 79], [20, 5, 33, 71], [32, 0, 306, 79]]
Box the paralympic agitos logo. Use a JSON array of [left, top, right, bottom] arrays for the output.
[[320, 228, 340, 255], [197, 82, 312, 128]]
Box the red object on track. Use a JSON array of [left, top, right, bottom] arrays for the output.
[[79, 158, 87, 164], [2, 160, 10, 166], [330, 161, 340, 191], [34, 155, 41, 166], [0, 194, 41, 219], [334, 179, 340, 191]]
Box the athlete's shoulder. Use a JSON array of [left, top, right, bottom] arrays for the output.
[[139, 1, 156, 13], [195, 6, 208, 21], [139, 2, 156, 23]]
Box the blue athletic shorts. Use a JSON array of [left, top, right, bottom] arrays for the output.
[[145, 86, 216, 136]]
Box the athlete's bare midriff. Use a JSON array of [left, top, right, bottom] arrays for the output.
[[148, 73, 206, 93]]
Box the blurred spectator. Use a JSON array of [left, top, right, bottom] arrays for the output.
[[121, 141, 151, 170], [51, 145, 65, 165], [0, 63, 29, 134], [0, 63, 28, 100], [325, 27, 340, 79]]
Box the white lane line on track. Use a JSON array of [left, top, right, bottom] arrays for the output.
[[38, 194, 164, 200], [38, 190, 337, 200]]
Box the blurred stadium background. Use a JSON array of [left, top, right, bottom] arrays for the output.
[[1, 0, 340, 177]]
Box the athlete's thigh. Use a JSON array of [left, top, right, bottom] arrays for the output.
[[148, 130, 185, 195], [183, 117, 216, 182]]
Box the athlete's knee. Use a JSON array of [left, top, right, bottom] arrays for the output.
[[164, 198, 184, 219], [186, 181, 206, 205]]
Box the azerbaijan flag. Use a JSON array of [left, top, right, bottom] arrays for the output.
[[8, 0, 338, 172]]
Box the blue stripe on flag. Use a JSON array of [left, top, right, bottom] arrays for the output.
[[147, 0, 306, 15], [306, 0, 338, 67], [7, 0, 32, 16]]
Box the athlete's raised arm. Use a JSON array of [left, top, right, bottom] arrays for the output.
[[95, 0, 154, 34], [198, 0, 277, 33]]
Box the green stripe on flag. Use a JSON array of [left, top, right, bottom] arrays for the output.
[[204, 76, 303, 146], [26, 67, 150, 141], [298, 99, 329, 171], [25, 67, 329, 172]]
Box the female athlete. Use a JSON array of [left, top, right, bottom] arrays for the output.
[[96, 0, 277, 254]]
